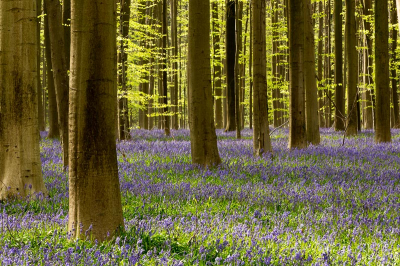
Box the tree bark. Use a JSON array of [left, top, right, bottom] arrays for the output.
[[252, 0, 272, 155], [225, 0, 236, 131], [317, 1, 325, 127], [44, 4, 60, 139], [375, 0, 391, 142], [304, 0, 320, 144], [212, 1, 224, 129], [391, 2, 400, 128], [288, 0, 306, 149], [334, 0, 345, 130], [0, 0, 47, 199], [235, 0, 241, 139], [162, 0, 170, 136], [171, 0, 179, 130], [68, 0, 124, 241], [188, 0, 221, 167], [345, 0, 358, 136], [45, 0, 70, 166], [37, 0, 45, 131], [118, 0, 131, 138]]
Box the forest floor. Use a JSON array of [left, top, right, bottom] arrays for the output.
[[1, 128, 400, 265]]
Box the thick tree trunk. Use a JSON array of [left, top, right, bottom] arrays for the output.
[[252, 0, 272, 155], [68, 0, 124, 241], [288, 0, 306, 149], [44, 5, 60, 139], [391, 2, 400, 128], [334, 0, 344, 130], [375, 0, 391, 142], [118, 0, 131, 138], [0, 0, 47, 199], [225, 0, 236, 131], [45, 0, 70, 166], [304, 0, 320, 144], [188, 0, 221, 167]]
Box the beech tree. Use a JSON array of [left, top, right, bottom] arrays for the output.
[[225, 0, 236, 132], [288, 0, 306, 149], [345, 0, 358, 136], [334, 0, 345, 131], [375, 0, 391, 142], [252, 0, 272, 155], [68, 0, 124, 240], [188, 0, 221, 167], [304, 0, 320, 145], [0, 0, 47, 199], [45, 0, 70, 166]]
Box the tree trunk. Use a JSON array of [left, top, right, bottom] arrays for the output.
[[345, 0, 358, 136], [334, 0, 344, 130], [62, 0, 71, 68], [45, 0, 70, 166], [288, 0, 306, 149], [235, 0, 241, 139], [212, 1, 223, 129], [118, 0, 131, 138], [37, 0, 45, 131], [188, 0, 221, 167], [162, 0, 170, 136], [304, 0, 320, 144], [252, 0, 272, 155], [272, 0, 279, 128], [375, 0, 391, 142], [249, 2, 253, 130], [44, 4, 60, 139], [68, 0, 124, 241], [0, 0, 47, 199], [318, 1, 325, 127], [225, 0, 236, 131], [363, 0, 374, 129], [171, 0, 179, 130], [391, 2, 400, 128]]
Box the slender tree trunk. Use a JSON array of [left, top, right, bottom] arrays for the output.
[[304, 0, 320, 144], [45, 0, 70, 166], [375, 0, 391, 142], [62, 0, 71, 68], [318, 1, 325, 127], [334, 0, 344, 130], [391, 2, 400, 128], [0, 0, 47, 199], [345, 0, 358, 136], [288, 0, 306, 149], [44, 5, 60, 139], [162, 0, 170, 135], [272, 0, 279, 128], [171, 0, 179, 130], [249, 2, 253, 129], [235, 0, 241, 139], [212, 1, 223, 129], [188, 0, 221, 167], [362, 0, 374, 129], [118, 0, 131, 138], [225, 0, 236, 131], [37, 0, 45, 131], [68, 0, 124, 241], [252, 0, 272, 155]]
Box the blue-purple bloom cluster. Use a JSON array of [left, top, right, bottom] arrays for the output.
[[1, 128, 400, 265]]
